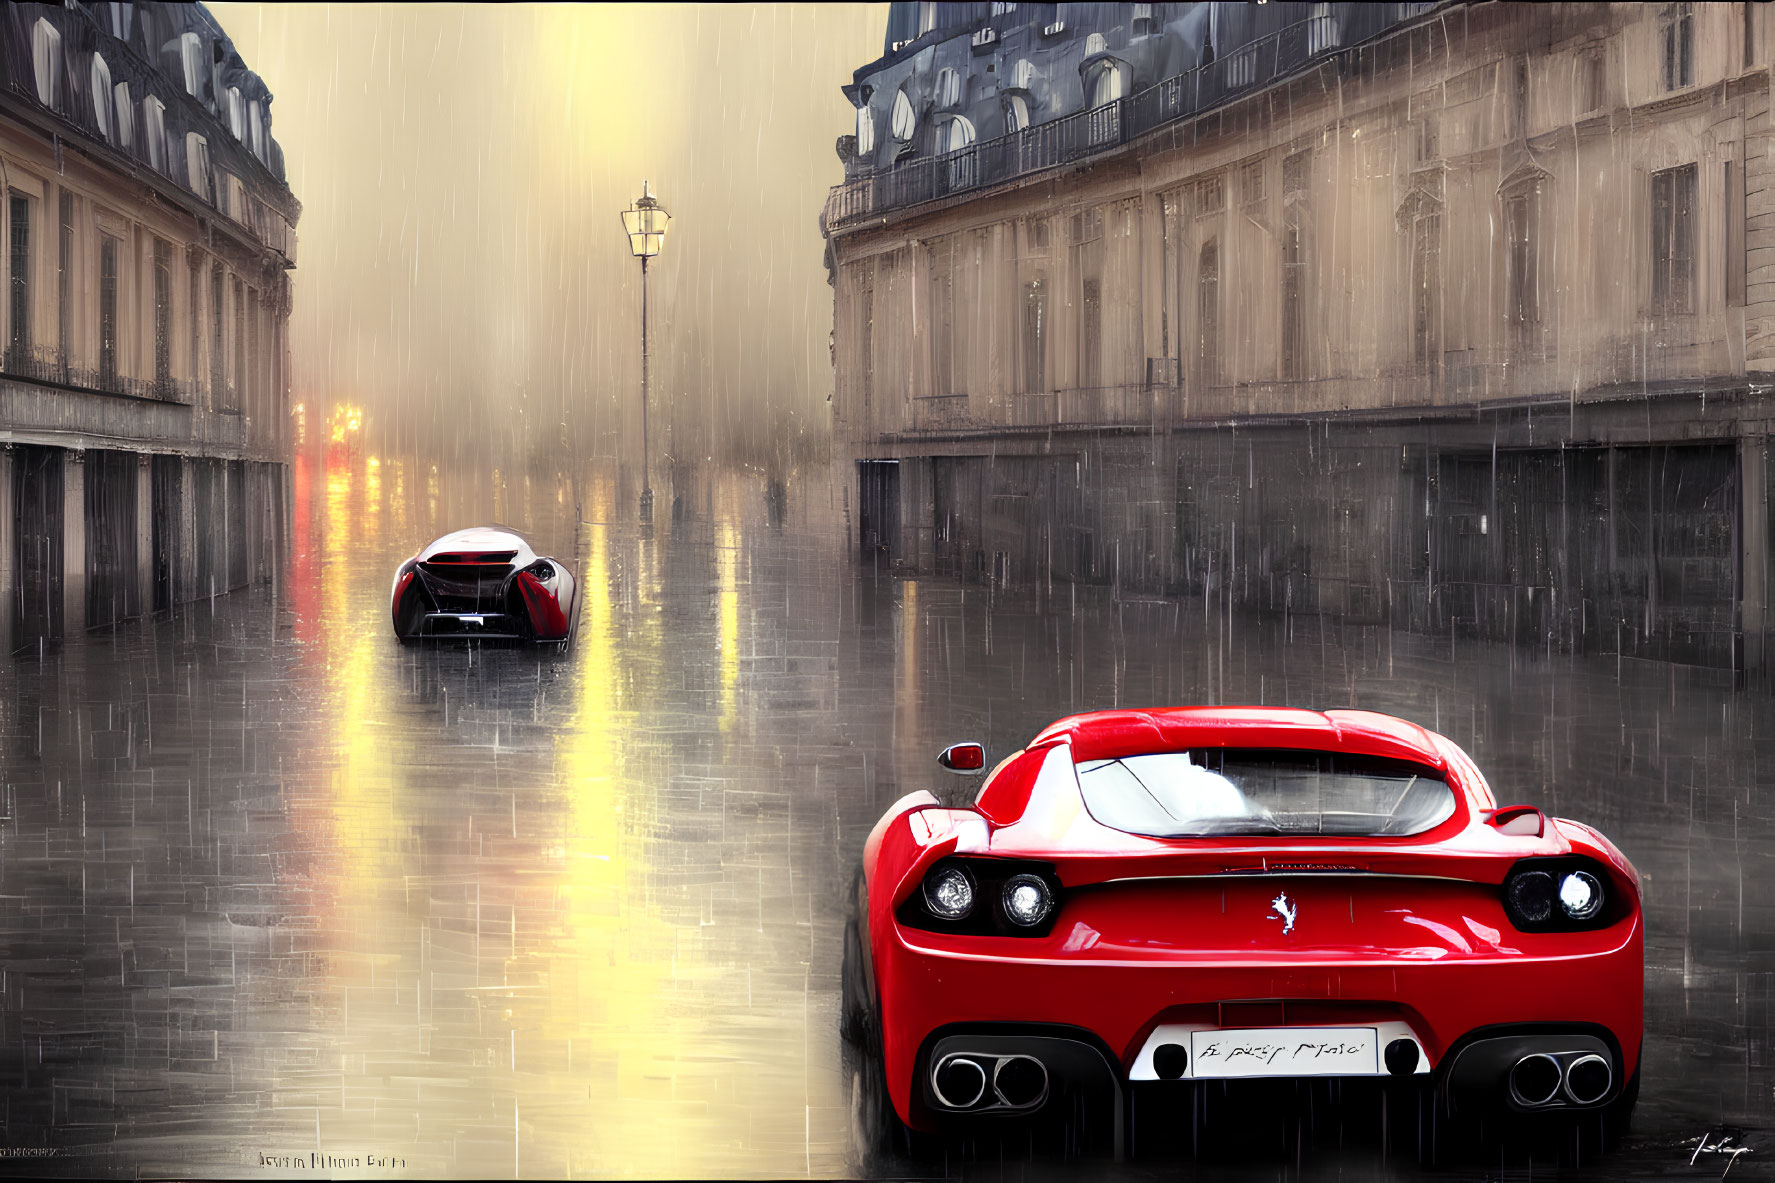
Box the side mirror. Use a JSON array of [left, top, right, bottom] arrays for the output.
[[937, 742, 986, 774], [1486, 804, 1545, 838]]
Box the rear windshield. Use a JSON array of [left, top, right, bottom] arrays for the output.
[[1075, 749, 1455, 838]]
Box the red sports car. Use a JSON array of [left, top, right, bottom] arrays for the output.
[[843, 706, 1642, 1158], [390, 526, 577, 646]]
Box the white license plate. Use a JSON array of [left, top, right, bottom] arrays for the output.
[[1189, 1027, 1378, 1078]]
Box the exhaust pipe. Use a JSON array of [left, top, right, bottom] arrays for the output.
[[931, 1052, 1049, 1110], [932, 1055, 987, 1109], [993, 1054, 1048, 1108], [1507, 1053, 1563, 1107], [1562, 1053, 1612, 1105]]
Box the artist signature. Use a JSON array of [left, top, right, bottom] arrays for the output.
[[1687, 1128, 1753, 1178]]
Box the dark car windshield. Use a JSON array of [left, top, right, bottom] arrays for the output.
[[1075, 749, 1456, 838]]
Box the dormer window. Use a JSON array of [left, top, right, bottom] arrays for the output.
[[32, 18, 63, 110], [186, 131, 211, 199], [91, 54, 113, 141], [891, 88, 917, 142], [250, 101, 265, 160], [114, 82, 133, 148], [144, 95, 166, 171], [107, 3, 134, 40], [945, 116, 976, 153], [179, 33, 203, 98], [1010, 58, 1035, 90], [1085, 32, 1108, 56], [1005, 93, 1031, 133], [856, 105, 876, 155], [934, 68, 962, 109], [227, 87, 245, 140], [1087, 60, 1124, 108]]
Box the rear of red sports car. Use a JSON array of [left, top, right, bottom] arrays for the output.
[[391, 526, 575, 645], [848, 707, 1642, 1157]]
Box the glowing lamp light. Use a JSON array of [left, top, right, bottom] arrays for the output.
[[621, 182, 671, 259]]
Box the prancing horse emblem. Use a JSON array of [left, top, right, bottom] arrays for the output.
[[1269, 892, 1298, 935]]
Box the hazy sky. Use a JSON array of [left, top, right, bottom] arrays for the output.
[[212, 3, 885, 468]]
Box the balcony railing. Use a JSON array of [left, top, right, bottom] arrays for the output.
[[824, 7, 1431, 232], [1, 343, 196, 404]]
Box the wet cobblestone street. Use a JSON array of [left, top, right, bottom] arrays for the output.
[[1, 458, 1773, 1178]]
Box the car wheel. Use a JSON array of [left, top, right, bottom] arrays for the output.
[[842, 1008, 940, 1170]]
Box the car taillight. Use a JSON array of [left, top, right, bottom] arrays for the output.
[[903, 859, 1061, 937], [923, 865, 975, 919], [1502, 858, 1612, 931]]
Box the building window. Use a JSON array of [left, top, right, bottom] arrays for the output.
[[114, 82, 134, 148], [1282, 217, 1305, 380], [144, 95, 166, 172], [1414, 115, 1439, 164], [99, 235, 118, 388], [934, 68, 961, 109], [1283, 149, 1312, 196], [1661, 3, 1694, 91], [186, 133, 211, 200], [1022, 276, 1047, 393], [1651, 162, 1697, 315], [1505, 188, 1539, 331], [153, 238, 171, 389], [91, 54, 114, 141], [1005, 93, 1030, 133], [945, 117, 975, 154], [1226, 46, 1256, 88], [179, 32, 203, 98], [1241, 159, 1265, 207], [1307, 3, 1340, 55], [1080, 276, 1102, 388], [1010, 58, 1035, 90], [1728, 159, 1747, 307], [211, 263, 226, 406], [188, 252, 202, 401], [1578, 47, 1605, 115], [227, 87, 245, 140], [233, 278, 246, 408], [930, 242, 955, 396], [1088, 61, 1124, 108], [57, 190, 71, 371], [1510, 56, 1529, 138], [859, 281, 873, 410], [1196, 174, 1225, 215], [855, 105, 875, 155], [891, 88, 916, 141], [9, 193, 30, 361], [1410, 211, 1441, 367], [32, 18, 63, 110], [246, 288, 259, 418], [249, 100, 265, 161], [1197, 239, 1219, 386]]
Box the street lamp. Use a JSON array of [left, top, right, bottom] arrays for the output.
[[621, 181, 670, 521]]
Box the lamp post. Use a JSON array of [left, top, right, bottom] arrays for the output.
[[621, 182, 670, 522]]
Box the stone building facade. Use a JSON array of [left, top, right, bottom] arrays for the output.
[[823, 1, 1775, 675], [0, 2, 298, 652]]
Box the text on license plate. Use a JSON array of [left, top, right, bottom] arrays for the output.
[[1189, 1027, 1378, 1078]]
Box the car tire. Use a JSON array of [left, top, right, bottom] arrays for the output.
[[842, 1007, 940, 1169]]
